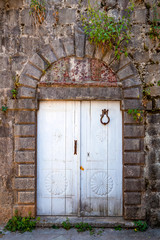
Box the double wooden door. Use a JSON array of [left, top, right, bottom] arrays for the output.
[[37, 101, 122, 216]]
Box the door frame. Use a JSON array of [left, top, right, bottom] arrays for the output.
[[36, 86, 124, 217], [37, 100, 123, 217]]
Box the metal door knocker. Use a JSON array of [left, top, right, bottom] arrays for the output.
[[100, 109, 110, 125]]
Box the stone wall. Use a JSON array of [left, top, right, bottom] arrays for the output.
[[0, 0, 160, 226]]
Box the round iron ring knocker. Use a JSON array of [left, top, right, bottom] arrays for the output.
[[100, 109, 110, 125]]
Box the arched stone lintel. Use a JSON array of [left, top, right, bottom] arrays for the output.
[[18, 36, 141, 93]]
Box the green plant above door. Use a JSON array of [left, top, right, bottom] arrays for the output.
[[30, 0, 46, 24], [81, 1, 134, 59]]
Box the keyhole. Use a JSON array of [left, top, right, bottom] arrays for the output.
[[87, 152, 90, 157]]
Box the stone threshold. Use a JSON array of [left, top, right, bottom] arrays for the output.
[[37, 216, 135, 228]]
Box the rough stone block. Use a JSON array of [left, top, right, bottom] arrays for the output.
[[18, 164, 35, 177], [10, 55, 28, 72], [124, 179, 143, 192], [103, 50, 115, 65], [59, 8, 76, 24], [18, 87, 36, 98], [133, 51, 149, 63], [51, 39, 66, 59], [0, 192, 13, 205], [124, 206, 146, 220], [0, 127, 10, 137], [85, 40, 95, 58], [110, 55, 131, 73], [38, 86, 122, 100], [149, 209, 160, 227], [124, 125, 144, 137], [14, 125, 35, 137], [18, 192, 35, 204], [117, 64, 138, 80], [124, 192, 141, 205], [0, 57, 9, 71], [124, 152, 145, 165], [146, 100, 153, 110], [30, 53, 47, 71], [122, 76, 141, 88], [39, 45, 57, 64], [124, 112, 144, 124], [150, 86, 160, 97], [122, 99, 143, 110], [124, 88, 140, 99], [132, 8, 147, 24], [75, 27, 85, 58], [155, 99, 160, 110], [3, 10, 20, 35], [147, 64, 160, 76], [7, 100, 16, 110], [16, 35, 39, 57], [124, 139, 141, 151], [147, 126, 160, 137], [15, 111, 36, 124], [22, 64, 42, 80], [14, 178, 35, 190], [149, 164, 160, 180], [0, 71, 14, 88], [146, 113, 160, 124], [124, 166, 141, 178], [150, 138, 160, 149], [20, 8, 32, 27], [13, 205, 35, 218], [149, 180, 160, 192], [0, 137, 13, 162], [15, 137, 35, 151], [94, 47, 104, 60], [147, 151, 157, 165], [7, 99, 37, 110], [148, 194, 159, 209], [62, 37, 75, 56], [19, 75, 38, 88], [22, 13, 42, 34], [15, 151, 35, 163], [0, 207, 12, 224]]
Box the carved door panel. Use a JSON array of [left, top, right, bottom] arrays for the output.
[[37, 101, 80, 215], [37, 101, 122, 216], [80, 101, 122, 216]]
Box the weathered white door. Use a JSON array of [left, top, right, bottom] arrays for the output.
[[37, 101, 122, 216], [37, 101, 80, 215], [80, 101, 122, 216]]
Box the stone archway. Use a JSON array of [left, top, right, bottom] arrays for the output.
[[12, 35, 145, 220]]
